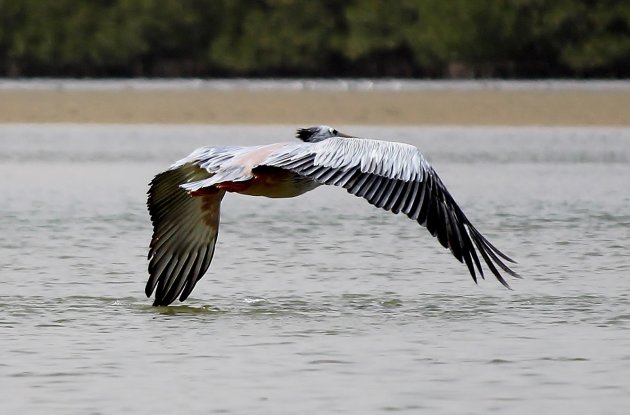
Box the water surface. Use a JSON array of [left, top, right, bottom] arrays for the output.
[[1, 125, 629, 414]]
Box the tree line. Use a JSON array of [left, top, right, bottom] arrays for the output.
[[1, 0, 629, 78]]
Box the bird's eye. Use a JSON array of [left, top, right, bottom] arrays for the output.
[[331, 128, 338, 135]]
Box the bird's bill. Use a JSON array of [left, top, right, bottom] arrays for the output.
[[336, 131, 355, 138]]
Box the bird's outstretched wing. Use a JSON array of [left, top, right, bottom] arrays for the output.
[[261, 137, 519, 287], [146, 163, 225, 306]]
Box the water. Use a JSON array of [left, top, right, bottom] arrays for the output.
[[1, 125, 629, 414]]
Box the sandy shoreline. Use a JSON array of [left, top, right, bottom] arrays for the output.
[[1, 88, 629, 125]]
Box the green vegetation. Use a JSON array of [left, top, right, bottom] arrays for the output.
[[1, 0, 629, 78]]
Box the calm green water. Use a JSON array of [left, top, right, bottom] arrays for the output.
[[1, 125, 629, 414]]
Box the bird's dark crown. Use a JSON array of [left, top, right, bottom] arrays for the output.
[[296, 127, 320, 142], [295, 125, 337, 142]]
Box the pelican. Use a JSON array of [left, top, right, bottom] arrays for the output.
[[146, 126, 519, 306]]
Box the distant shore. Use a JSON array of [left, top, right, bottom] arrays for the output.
[[1, 80, 629, 125]]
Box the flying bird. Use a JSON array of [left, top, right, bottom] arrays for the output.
[[146, 126, 519, 306]]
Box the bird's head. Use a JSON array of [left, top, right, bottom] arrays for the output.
[[296, 125, 353, 142]]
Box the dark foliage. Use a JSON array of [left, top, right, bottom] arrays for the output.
[[1, 0, 628, 78]]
